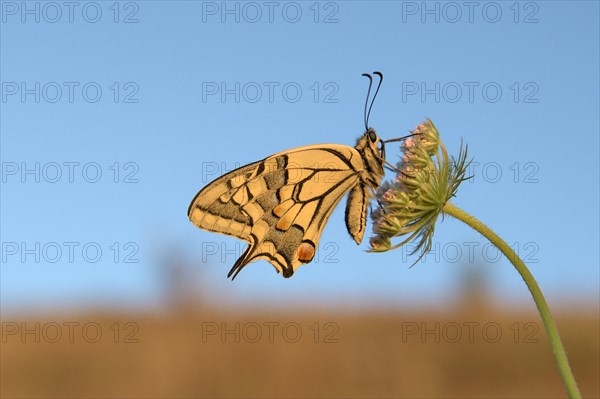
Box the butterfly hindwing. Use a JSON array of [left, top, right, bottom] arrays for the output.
[[229, 164, 361, 279], [188, 160, 262, 242]]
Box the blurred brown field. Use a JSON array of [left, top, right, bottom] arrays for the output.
[[1, 305, 598, 398]]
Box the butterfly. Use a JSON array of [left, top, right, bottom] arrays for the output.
[[188, 72, 406, 279]]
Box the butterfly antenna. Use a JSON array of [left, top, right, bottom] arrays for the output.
[[366, 71, 383, 128], [361, 73, 373, 130]]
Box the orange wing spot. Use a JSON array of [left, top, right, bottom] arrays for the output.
[[297, 242, 315, 263]]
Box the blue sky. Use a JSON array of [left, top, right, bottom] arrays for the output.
[[1, 1, 598, 314]]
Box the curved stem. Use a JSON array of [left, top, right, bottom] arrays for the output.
[[442, 202, 581, 399]]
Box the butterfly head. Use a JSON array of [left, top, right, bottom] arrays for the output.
[[362, 128, 384, 153]]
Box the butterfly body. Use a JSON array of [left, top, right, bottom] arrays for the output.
[[188, 129, 385, 279]]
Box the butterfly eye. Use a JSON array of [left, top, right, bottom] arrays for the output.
[[368, 131, 377, 143]]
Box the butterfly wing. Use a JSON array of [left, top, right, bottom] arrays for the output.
[[188, 144, 366, 279]]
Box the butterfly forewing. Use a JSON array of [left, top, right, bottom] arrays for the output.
[[188, 161, 262, 242]]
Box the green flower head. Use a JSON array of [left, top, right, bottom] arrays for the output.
[[370, 119, 471, 263]]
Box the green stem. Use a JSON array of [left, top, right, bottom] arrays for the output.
[[442, 202, 581, 399]]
